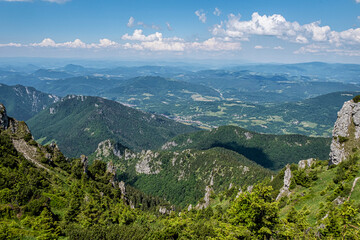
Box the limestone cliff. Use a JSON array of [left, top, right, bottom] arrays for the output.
[[276, 165, 292, 201], [329, 97, 360, 165]]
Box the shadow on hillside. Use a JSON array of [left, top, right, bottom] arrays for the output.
[[209, 141, 274, 169]]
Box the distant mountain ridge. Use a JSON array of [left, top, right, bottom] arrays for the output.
[[0, 83, 59, 121]]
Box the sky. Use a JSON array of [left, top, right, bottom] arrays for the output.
[[1, 0, 360, 63]]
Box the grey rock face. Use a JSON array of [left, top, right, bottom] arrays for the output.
[[135, 150, 161, 175], [118, 181, 126, 197], [329, 99, 360, 165], [80, 155, 88, 174], [95, 139, 127, 159], [276, 164, 292, 201], [0, 104, 9, 130], [196, 185, 213, 210], [298, 158, 315, 169]]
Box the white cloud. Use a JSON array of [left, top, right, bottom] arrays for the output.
[[195, 10, 207, 23], [213, 7, 221, 16], [122, 29, 163, 41], [296, 35, 308, 44], [127, 17, 135, 28], [31, 38, 57, 47], [212, 12, 302, 40], [121, 30, 241, 52], [356, 0, 360, 3], [0, 42, 22, 47], [254, 45, 263, 49], [274, 46, 284, 50], [121, 29, 185, 51], [24, 38, 120, 49], [97, 38, 119, 47], [166, 22, 173, 31], [190, 37, 242, 51], [303, 21, 330, 41], [212, 11, 360, 51], [358, 16, 360, 20]]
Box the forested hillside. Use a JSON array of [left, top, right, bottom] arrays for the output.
[[163, 125, 331, 170], [27, 95, 198, 157]]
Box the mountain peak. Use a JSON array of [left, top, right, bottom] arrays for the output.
[[329, 96, 360, 164]]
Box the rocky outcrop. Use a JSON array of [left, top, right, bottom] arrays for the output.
[[244, 132, 253, 140], [159, 206, 174, 215], [80, 155, 88, 174], [196, 185, 213, 210], [329, 99, 360, 165], [135, 150, 161, 174], [276, 165, 292, 201], [119, 181, 126, 197], [161, 141, 178, 150], [0, 104, 9, 130], [298, 158, 315, 169], [95, 139, 127, 159]]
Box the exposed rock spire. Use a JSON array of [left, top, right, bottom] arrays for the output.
[[329, 98, 360, 165], [0, 103, 9, 130]]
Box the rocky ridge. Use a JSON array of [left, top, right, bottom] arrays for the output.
[[329, 98, 360, 165]]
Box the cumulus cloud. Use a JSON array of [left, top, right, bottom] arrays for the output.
[[121, 29, 185, 51], [122, 29, 163, 41], [254, 45, 263, 49], [212, 13, 302, 40], [30, 38, 87, 48], [195, 10, 207, 23], [213, 7, 221, 16], [356, 0, 360, 3], [211, 11, 360, 55], [121, 29, 241, 52]]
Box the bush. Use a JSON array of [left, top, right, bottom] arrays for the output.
[[353, 95, 360, 103]]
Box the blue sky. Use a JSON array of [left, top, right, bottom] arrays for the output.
[[1, 0, 360, 63]]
